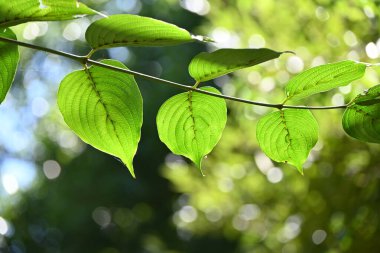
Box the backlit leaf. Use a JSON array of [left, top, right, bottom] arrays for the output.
[[256, 109, 319, 174], [188, 48, 285, 82], [57, 59, 143, 177], [285, 60, 366, 101], [0, 0, 96, 27], [85, 14, 205, 50], [156, 87, 227, 174], [342, 85, 380, 143], [0, 28, 19, 104]]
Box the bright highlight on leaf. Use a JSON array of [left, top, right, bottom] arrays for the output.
[[57, 59, 143, 177], [0, 0, 96, 27], [156, 87, 227, 174], [86, 14, 203, 51], [342, 85, 380, 143], [0, 28, 19, 104], [188, 48, 285, 82], [256, 109, 319, 174], [285, 60, 366, 102]]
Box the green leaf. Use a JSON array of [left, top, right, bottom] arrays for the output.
[[156, 87, 227, 174], [0, 28, 19, 104], [256, 109, 319, 174], [285, 60, 366, 101], [85, 14, 203, 50], [342, 85, 380, 143], [57, 59, 143, 177], [0, 0, 96, 27], [188, 48, 285, 82]]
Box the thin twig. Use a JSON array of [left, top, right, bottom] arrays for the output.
[[0, 36, 348, 110]]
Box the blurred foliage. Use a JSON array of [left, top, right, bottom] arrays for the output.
[[1, 0, 380, 253]]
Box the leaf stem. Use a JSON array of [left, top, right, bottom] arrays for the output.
[[0, 35, 348, 110]]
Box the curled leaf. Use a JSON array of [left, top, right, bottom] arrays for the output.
[[342, 84, 380, 143]]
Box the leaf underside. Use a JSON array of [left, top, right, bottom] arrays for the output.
[[0, 0, 96, 27], [342, 84, 380, 143], [0, 28, 19, 104], [188, 48, 284, 82], [57, 59, 143, 177], [285, 60, 366, 101], [256, 109, 319, 174], [85, 14, 195, 50], [156, 87, 227, 174]]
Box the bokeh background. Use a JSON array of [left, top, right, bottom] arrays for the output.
[[1, 0, 380, 252]]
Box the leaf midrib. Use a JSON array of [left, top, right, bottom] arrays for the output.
[[84, 67, 125, 154]]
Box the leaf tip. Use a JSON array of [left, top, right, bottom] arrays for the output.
[[191, 34, 215, 43], [296, 166, 304, 176], [283, 50, 296, 55]]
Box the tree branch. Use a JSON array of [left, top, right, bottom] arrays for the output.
[[0, 36, 347, 110]]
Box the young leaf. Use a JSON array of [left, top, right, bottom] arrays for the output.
[[85, 14, 203, 50], [156, 87, 227, 174], [0, 0, 96, 27], [256, 109, 319, 174], [57, 59, 143, 177], [188, 48, 285, 82], [342, 85, 380, 143], [0, 28, 19, 104], [285, 60, 366, 101]]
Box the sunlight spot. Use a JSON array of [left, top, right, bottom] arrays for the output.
[[23, 23, 40, 40], [32, 97, 49, 117], [179, 206, 197, 223], [339, 84, 352, 94], [312, 229, 327, 244], [347, 50, 360, 61], [365, 42, 379, 59], [311, 56, 325, 67], [266, 167, 283, 183], [205, 208, 222, 222], [181, 0, 210, 16], [259, 77, 275, 92], [249, 34, 265, 48], [276, 71, 289, 84], [1, 174, 19, 195], [230, 165, 246, 179], [108, 48, 130, 62], [58, 130, 79, 149], [43, 160, 61, 180], [39, 0, 47, 9], [218, 177, 234, 192], [331, 93, 344, 106], [343, 31, 358, 47], [315, 6, 330, 21], [239, 204, 260, 221], [210, 28, 240, 48], [363, 6, 375, 18], [286, 56, 304, 73], [247, 71, 261, 85], [116, 0, 141, 13], [254, 152, 273, 174], [0, 217, 8, 235], [92, 207, 111, 228], [278, 215, 302, 242], [63, 22, 82, 41], [232, 215, 249, 231]]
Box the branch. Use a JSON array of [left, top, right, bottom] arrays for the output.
[[0, 36, 347, 110]]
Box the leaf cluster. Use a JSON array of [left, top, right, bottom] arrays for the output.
[[0, 0, 378, 177]]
